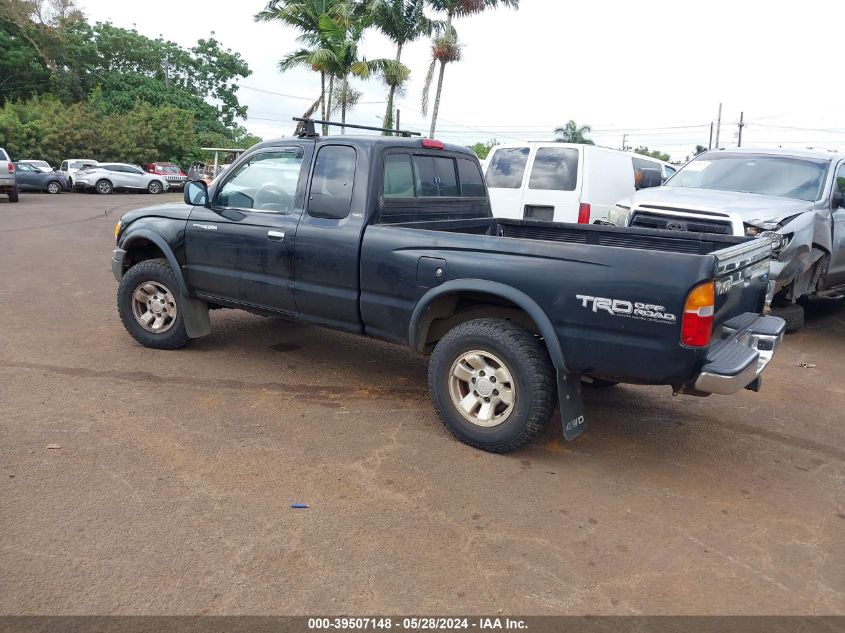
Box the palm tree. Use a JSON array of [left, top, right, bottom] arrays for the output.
[[554, 120, 595, 145], [256, 0, 347, 134], [422, 0, 518, 138], [372, 0, 436, 133], [319, 5, 392, 131]]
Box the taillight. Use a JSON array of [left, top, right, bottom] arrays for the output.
[[681, 281, 715, 347], [8, 163, 14, 173], [577, 202, 591, 224]]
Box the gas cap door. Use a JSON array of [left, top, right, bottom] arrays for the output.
[[417, 257, 447, 288]]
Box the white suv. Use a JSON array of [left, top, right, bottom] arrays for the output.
[[73, 163, 169, 195]]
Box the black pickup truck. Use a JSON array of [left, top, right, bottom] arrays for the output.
[[111, 126, 785, 452]]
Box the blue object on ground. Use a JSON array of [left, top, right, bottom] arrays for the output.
[[291, 503, 309, 509]]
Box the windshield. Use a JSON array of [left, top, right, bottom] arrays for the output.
[[666, 153, 829, 201]]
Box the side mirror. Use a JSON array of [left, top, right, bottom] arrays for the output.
[[184, 180, 209, 207], [635, 168, 663, 190], [832, 190, 845, 209]]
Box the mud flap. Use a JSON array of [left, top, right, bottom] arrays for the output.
[[558, 372, 586, 441], [181, 294, 211, 338]]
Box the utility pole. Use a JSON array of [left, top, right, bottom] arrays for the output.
[[737, 111, 745, 147], [708, 122, 713, 150], [714, 103, 722, 149], [621, 133, 628, 152]]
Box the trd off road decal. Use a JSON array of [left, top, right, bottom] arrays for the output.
[[576, 295, 676, 324]]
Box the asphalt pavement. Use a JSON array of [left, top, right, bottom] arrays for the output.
[[1, 192, 843, 615]]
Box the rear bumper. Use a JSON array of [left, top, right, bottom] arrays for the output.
[[693, 313, 786, 395]]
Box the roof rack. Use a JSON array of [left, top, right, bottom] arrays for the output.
[[293, 117, 421, 139]]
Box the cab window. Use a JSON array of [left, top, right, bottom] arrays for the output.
[[307, 145, 356, 219], [216, 149, 304, 213], [457, 158, 486, 197], [835, 164, 845, 207]]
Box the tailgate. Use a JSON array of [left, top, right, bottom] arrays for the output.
[[710, 237, 774, 332]]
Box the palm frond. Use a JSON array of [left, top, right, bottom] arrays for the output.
[[420, 55, 436, 116]]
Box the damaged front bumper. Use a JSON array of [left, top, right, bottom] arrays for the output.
[[692, 313, 786, 395]]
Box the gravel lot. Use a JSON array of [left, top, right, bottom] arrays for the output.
[[1, 192, 843, 615]]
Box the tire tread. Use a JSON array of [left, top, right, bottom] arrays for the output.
[[428, 318, 556, 453]]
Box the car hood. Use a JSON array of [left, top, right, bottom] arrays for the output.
[[625, 187, 814, 223], [121, 203, 193, 224]]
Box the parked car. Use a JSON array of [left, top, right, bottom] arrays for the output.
[[18, 159, 53, 173], [60, 158, 99, 188], [111, 128, 784, 453], [13, 162, 68, 193], [0, 147, 18, 203], [74, 163, 169, 195], [143, 162, 188, 191], [607, 147, 845, 332], [483, 142, 676, 223]]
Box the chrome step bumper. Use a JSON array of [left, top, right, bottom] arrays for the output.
[[693, 313, 786, 395]]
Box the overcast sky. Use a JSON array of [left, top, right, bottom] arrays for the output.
[[78, 0, 845, 161]]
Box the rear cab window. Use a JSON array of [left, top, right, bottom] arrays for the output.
[[379, 149, 489, 222]]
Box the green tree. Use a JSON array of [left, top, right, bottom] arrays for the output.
[[256, 0, 344, 133], [468, 138, 497, 159], [554, 120, 595, 145], [372, 0, 435, 133], [694, 144, 707, 155], [422, 0, 518, 138], [634, 145, 670, 162]]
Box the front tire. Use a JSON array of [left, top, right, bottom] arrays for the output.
[[147, 180, 162, 194], [46, 181, 61, 194], [117, 259, 190, 350], [95, 179, 113, 195], [428, 318, 556, 453]]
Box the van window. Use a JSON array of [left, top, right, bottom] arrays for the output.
[[458, 158, 485, 197], [486, 147, 530, 189], [528, 147, 579, 191], [61, 161, 68, 171]]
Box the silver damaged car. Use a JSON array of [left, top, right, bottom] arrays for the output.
[[608, 148, 845, 331]]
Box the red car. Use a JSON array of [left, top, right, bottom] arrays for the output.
[[142, 162, 188, 191]]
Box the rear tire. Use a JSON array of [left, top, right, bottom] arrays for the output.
[[117, 259, 190, 350], [95, 179, 113, 195], [8, 188, 19, 202], [771, 303, 804, 333], [428, 318, 556, 453]]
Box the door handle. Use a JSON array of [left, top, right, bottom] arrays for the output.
[[267, 230, 285, 242]]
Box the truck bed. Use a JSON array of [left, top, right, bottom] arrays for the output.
[[360, 216, 771, 386], [382, 217, 748, 256]]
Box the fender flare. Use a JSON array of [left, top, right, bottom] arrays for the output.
[[122, 229, 189, 296], [408, 279, 568, 372], [121, 230, 211, 339]]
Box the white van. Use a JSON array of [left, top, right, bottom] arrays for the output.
[[484, 142, 676, 223], [60, 158, 99, 188]]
